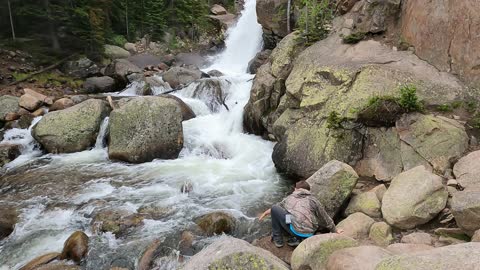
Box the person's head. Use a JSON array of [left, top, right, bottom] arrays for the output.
[[295, 180, 310, 191]]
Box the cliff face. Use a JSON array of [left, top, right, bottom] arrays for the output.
[[247, 0, 480, 179], [400, 0, 480, 89]]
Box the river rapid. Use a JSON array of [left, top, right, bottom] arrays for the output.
[[0, 0, 288, 269]]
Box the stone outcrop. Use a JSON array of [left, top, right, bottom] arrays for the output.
[[161, 67, 202, 89], [244, 31, 472, 179], [290, 233, 358, 270], [400, 0, 480, 88], [108, 96, 183, 163], [256, 0, 289, 49], [376, 242, 480, 270], [306, 160, 359, 217], [182, 236, 289, 270], [381, 166, 448, 229], [32, 99, 110, 153]]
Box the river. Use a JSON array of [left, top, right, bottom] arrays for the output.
[[0, 0, 288, 269]]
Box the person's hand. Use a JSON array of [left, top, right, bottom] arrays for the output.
[[258, 209, 271, 221], [336, 229, 344, 234]]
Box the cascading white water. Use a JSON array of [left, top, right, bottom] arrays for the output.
[[0, 1, 286, 269]]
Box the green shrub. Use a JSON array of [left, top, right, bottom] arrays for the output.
[[327, 111, 344, 129], [342, 32, 366, 44], [437, 104, 453, 112], [472, 113, 480, 129], [296, 0, 334, 44], [466, 101, 478, 113], [107, 34, 128, 47], [398, 84, 423, 112]]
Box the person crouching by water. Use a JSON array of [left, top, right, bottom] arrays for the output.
[[258, 180, 343, 247]]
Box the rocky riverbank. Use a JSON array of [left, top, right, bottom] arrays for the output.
[[1, 0, 480, 269]]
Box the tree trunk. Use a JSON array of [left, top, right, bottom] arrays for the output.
[[125, 0, 129, 39], [43, 0, 61, 50], [7, 0, 16, 40]]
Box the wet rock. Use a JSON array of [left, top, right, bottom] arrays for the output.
[[137, 205, 172, 220], [376, 242, 480, 270], [345, 191, 381, 218], [179, 231, 195, 256], [211, 4, 227, 15], [138, 239, 161, 270], [162, 67, 202, 89], [31, 262, 81, 270], [19, 94, 43, 111], [19, 252, 60, 270], [369, 222, 393, 246], [337, 212, 375, 240], [59, 231, 89, 263], [17, 114, 34, 129], [33, 99, 110, 153], [306, 160, 359, 217], [0, 207, 17, 240], [326, 246, 392, 270], [105, 59, 142, 86], [401, 232, 433, 246], [5, 112, 20, 121], [453, 150, 480, 190], [290, 233, 358, 270], [0, 143, 21, 167], [50, 98, 75, 111], [385, 243, 434, 255], [190, 78, 229, 112], [247, 50, 272, 74], [207, 70, 223, 77], [400, 0, 480, 88], [32, 107, 47, 117], [180, 181, 193, 194], [183, 236, 289, 270], [108, 96, 183, 163], [159, 94, 195, 121], [451, 189, 480, 235], [196, 211, 236, 236], [61, 57, 100, 78], [381, 166, 448, 229], [82, 76, 117, 94], [92, 209, 144, 237], [104, 44, 130, 59]]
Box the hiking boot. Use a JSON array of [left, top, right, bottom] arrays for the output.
[[287, 236, 301, 247], [272, 236, 284, 248]]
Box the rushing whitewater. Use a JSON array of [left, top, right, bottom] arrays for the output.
[[0, 0, 285, 269]]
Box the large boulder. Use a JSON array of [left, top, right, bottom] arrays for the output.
[[376, 242, 480, 270], [345, 191, 381, 218], [306, 160, 359, 217], [244, 32, 473, 179], [326, 246, 392, 270], [189, 78, 229, 113], [336, 212, 375, 240], [400, 0, 480, 88], [196, 212, 236, 236], [248, 49, 272, 74], [104, 59, 142, 86], [104, 44, 131, 59], [290, 234, 358, 270], [0, 95, 20, 121], [369, 222, 394, 247], [453, 150, 480, 190], [182, 236, 289, 270], [451, 189, 480, 235], [108, 96, 183, 163], [32, 99, 110, 153], [61, 57, 99, 78], [381, 166, 448, 229], [59, 231, 89, 263], [82, 76, 118, 94], [161, 67, 202, 89]]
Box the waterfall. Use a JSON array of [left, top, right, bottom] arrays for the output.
[[94, 117, 109, 149], [208, 0, 263, 74]]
